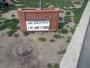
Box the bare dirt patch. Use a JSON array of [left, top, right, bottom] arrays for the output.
[[0, 1, 85, 67]]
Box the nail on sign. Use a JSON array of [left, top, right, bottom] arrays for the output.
[[26, 20, 50, 31]]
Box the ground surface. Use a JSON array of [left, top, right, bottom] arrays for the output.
[[77, 18, 90, 68], [0, 0, 88, 68], [0, 29, 70, 68]]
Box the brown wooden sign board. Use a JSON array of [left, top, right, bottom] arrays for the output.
[[17, 8, 59, 32]]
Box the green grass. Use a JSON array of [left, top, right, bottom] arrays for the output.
[[16, 0, 72, 8], [53, 34, 63, 39], [58, 12, 72, 33], [58, 15, 71, 31], [65, 11, 71, 15], [7, 29, 17, 37], [0, 18, 19, 30], [72, 0, 89, 24], [0, 0, 88, 37], [58, 22, 66, 29], [57, 49, 66, 54], [66, 36, 71, 43], [38, 37, 47, 42], [61, 28, 69, 34], [16, 0, 39, 8], [64, 15, 71, 23], [70, 27, 75, 34], [48, 63, 59, 68], [42, 0, 71, 8], [0, 0, 73, 13], [50, 39, 55, 42], [0, 18, 19, 36], [14, 33, 19, 38], [0, 4, 17, 13], [23, 32, 30, 36]]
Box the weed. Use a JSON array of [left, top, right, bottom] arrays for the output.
[[47, 63, 51, 68], [7, 29, 17, 37], [14, 33, 19, 38], [50, 39, 55, 42], [64, 15, 71, 23], [58, 22, 65, 29], [53, 34, 63, 39], [0, 18, 19, 30], [11, 14, 15, 17], [23, 32, 30, 36], [38, 37, 46, 42], [47, 63, 59, 68], [72, 0, 88, 24], [57, 49, 66, 54], [59, 17, 63, 21], [61, 28, 68, 33], [67, 36, 71, 43], [65, 11, 71, 15], [70, 27, 75, 33]]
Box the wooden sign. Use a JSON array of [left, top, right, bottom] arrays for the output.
[[17, 8, 59, 32]]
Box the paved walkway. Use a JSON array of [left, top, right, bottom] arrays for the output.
[[77, 19, 90, 68], [60, 0, 90, 68]]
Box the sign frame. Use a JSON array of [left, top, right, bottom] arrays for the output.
[[26, 20, 50, 31]]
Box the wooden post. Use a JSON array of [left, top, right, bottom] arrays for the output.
[[39, 0, 42, 9]]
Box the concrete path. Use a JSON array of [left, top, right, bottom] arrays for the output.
[[77, 19, 90, 68], [60, 0, 90, 68]]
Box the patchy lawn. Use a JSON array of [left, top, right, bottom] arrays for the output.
[[0, 0, 88, 68]]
